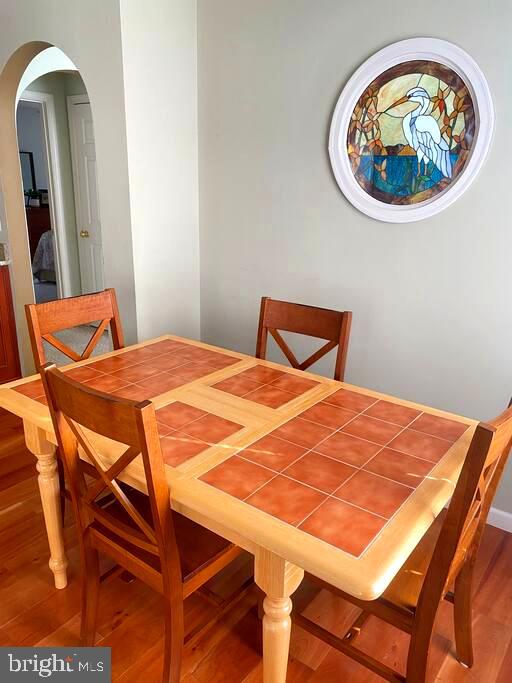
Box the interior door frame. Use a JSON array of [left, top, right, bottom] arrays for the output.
[[18, 90, 72, 298]]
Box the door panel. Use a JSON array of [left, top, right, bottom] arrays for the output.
[[68, 99, 104, 295]]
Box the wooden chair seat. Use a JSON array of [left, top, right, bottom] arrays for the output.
[[93, 486, 237, 587], [381, 510, 446, 613]]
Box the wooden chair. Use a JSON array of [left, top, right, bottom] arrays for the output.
[[25, 289, 125, 520], [25, 288, 124, 369], [40, 363, 248, 683], [255, 297, 352, 381], [294, 405, 512, 682]]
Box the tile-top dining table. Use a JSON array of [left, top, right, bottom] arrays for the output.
[[0, 334, 475, 682]]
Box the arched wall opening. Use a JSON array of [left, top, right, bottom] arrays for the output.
[[0, 42, 51, 374], [0, 42, 130, 374]]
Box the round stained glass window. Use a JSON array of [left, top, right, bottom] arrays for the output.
[[329, 39, 494, 222]]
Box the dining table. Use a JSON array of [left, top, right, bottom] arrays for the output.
[[0, 334, 476, 682]]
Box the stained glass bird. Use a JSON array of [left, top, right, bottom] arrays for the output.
[[398, 86, 452, 178]]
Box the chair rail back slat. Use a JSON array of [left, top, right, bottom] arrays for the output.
[[25, 289, 124, 368], [255, 296, 352, 381]]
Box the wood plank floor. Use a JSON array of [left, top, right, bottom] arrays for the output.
[[1, 407, 511, 681]]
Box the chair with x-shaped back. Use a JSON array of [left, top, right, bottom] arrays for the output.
[[40, 363, 247, 683], [25, 289, 124, 370], [25, 289, 125, 522], [255, 297, 352, 381]]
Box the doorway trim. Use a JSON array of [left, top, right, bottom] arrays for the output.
[[19, 89, 73, 299]]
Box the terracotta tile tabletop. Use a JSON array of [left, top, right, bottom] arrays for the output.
[[0, 334, 476, 602]]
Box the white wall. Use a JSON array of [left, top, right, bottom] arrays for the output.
[[119, 0, 200, 341], [16, 103, 49, 189], [0, 0, 137, 372], [16, 46, 76, 101], [197, 0, 512, 512]]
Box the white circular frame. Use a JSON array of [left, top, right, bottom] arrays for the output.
[[329, 38, 495, 223]]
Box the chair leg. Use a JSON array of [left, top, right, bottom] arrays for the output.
[[80, 544, 100, 646], [406, 617, 435, 683], [162, 598, 184, 683], [453, 559, 475, 668]]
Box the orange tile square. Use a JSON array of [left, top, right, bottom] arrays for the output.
[[213, 375, 263, 397], [200, 456, 274, 499], [14, 379, 45, 399], [143, 352, 191, 372], [169, 362, 216, 382], [364, 448, 434, 488], [283, 452, 356, 494], [160, 431, 208, 467], [237, 366, 286, 384], [315, 432, 382, 467], [157, 421, 173, 437], [147, 339, 187, 355], [323, 389, 377, 413], [164, 346, 199, 361], [300, 402, 356, 429], [411, 413, 469, 442], [239, 435, 306, 471], [110, 363, 163, 384], [156, 402, 207, 430], [272, 417, 334, 449], [246, 476, 326, 525], [342, 415, 403, 446], [88, 355, 137, 373], [363, 400, 421, 427], [270, 375, 319, 395], [136, 373, 187, 397], [182, 414, 242, 444], [138, 340, 182, 358], [299, 498, 386, 556], [243, 385, 296, 408], [84, 374, 130, 393], [64, 366, 104, 383], [334, 470, 413, 518], [111, 384, 150, 402], [388, 429, 452, 463], [203, 353, 240, 369]]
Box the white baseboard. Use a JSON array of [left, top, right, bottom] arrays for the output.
[[488, 507, 512, 533]]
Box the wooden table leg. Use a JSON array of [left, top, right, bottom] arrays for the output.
[[23, 420, 68, 589], [255, 548, 304, 683]]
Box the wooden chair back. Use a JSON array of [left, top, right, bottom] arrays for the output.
[[255, 297, 352, 381], [418, 404, 512, 616], [40, 363, 182, 591], [25, 289, 124, 369]]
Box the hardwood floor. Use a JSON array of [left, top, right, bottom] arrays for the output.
[[0, 406, 511, 681]]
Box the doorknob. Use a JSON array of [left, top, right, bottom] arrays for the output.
[[80, 230, 90, 238]]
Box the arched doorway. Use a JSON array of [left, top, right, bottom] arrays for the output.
[[0, 42, 104, 373]]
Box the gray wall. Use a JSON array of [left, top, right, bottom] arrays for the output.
[[16, 103, 49, 189], [198, 0, 512, 512]]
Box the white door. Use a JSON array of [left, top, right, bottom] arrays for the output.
[[68, 96, 104, 294]]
